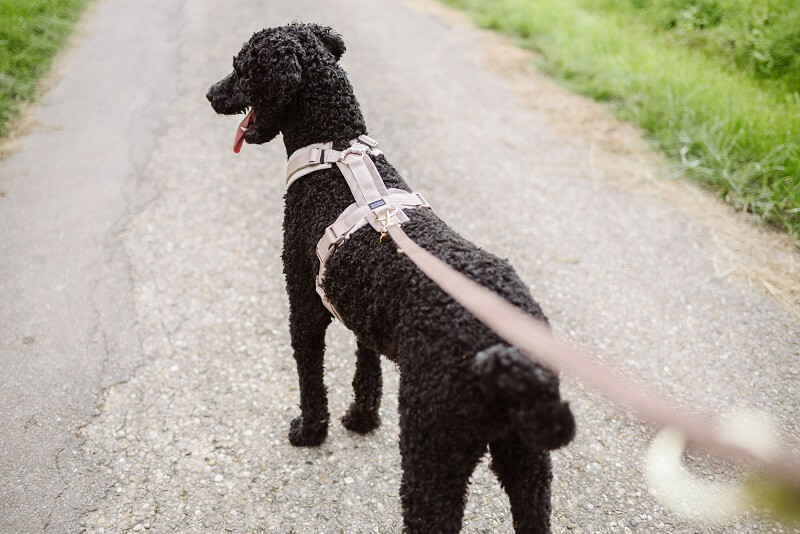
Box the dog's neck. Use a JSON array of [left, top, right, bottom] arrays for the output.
[[280, 66, 368, 156]]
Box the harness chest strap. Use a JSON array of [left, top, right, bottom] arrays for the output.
[[285, 135, 431, 322]]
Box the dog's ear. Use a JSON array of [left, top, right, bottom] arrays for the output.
[[264, 41, 302, 108], [244, 32, 303, 109], [307, 24, 346, 61]]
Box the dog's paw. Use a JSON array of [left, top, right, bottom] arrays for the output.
[[288, 415, 328, 447], [341, 405, 380, 434]]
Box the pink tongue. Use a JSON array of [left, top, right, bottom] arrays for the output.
[[233, 109, 255, 153]]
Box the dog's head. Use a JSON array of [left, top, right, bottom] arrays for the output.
[[473, 344, 575, 450], [206, 23, 346, 152]]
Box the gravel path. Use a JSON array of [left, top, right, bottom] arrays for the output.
[[3, 0, 799, 532]]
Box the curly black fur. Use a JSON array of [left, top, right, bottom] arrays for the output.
[[208, 23, 575, 533]]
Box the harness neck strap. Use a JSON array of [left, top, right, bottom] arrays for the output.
[[285, 135, 383, 190]]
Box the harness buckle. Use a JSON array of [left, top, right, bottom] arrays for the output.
[[337, 144, 368, 165], [414, 191, 430, 208], [324, 226, 346, 249], [356, 135, 379, 148]]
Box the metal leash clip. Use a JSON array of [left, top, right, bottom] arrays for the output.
[[375, 205, 399, 244]]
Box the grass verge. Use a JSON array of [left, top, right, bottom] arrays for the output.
[[592, 0, 800, 94], [440, 0, 800, 242], [0, 0, 91, 137]]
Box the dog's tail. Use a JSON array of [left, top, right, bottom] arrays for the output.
[[472, 344, 575, 450]]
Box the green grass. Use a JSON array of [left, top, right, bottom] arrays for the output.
[[0, 0, 91, 137], [593, 0, 800, 93], [441, 0, 800, 242]]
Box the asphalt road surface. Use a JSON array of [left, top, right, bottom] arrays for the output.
[[1, 0, 798, 532]]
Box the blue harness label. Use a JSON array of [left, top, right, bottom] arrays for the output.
[[368, 199, 387, 210]]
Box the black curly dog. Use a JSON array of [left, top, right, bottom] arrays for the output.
[[207, 23, 575, 533]]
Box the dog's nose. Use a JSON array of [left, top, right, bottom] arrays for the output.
[[206, 88, 214, 103]]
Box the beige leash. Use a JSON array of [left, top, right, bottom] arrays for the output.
[[287, 137, 800, 490], [386, 223, 800, 486]]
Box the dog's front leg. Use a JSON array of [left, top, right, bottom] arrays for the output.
[[285, 269, 333, 447], [341, 341, 382, 433]]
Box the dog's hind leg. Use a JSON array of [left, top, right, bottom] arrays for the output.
[[398, 394, 486, 533], [489, 434, 553, 533], [341, 341, 382, 433], [286, 278, 333, 447]]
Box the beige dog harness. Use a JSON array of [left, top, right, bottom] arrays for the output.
[[285, 135, 431, 321]]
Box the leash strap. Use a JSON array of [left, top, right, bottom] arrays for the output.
[[286, 140, 800, 494], [284, 138, 800, 488], [385, 221, 800, 486]]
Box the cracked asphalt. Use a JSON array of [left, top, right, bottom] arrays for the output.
[[1, 0, 799, 533]]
